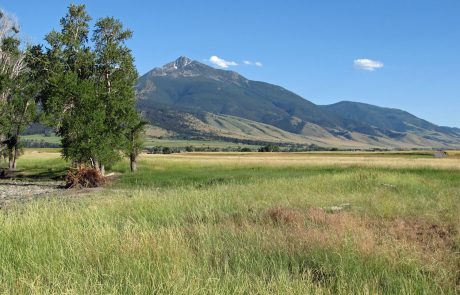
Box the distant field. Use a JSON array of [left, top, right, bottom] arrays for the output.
[[1, 151, 459, 294], [21, 134, 61, 144], [21, 134, 260, 150], [144, 138, 259, 149], [19, 133, 460, 156], [447, 150, 460, 158]]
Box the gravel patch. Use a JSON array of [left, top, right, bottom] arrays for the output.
[[0, 179, 64, 209]]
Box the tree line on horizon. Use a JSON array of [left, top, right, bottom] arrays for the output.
[[0, 4, 144, 176]]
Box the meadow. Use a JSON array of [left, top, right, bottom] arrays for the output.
[[0, 151, 459, 294]]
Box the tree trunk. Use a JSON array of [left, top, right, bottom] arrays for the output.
[[12, 148, 17, 170], [100, 164, 105, 176], [93, 158, 99, 171], [130, 154, 137, 172], [8, 147, 16, 171], [8, 151, 14, 171]]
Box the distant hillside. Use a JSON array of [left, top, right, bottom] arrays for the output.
[[322, 101, 460, 146], [136, 56, 460, 149]]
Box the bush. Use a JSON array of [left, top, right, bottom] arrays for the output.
[[258, 144, 280, 152], [65, 167, 105, 188], [162, 147, 172, 154], [240, 147, 252, 152]]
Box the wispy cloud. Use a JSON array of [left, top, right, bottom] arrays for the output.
[[243, 60, 263, 67], [209, 56, 238, 68], [354, 58, 384, 71], [209, 56, 263, 68]]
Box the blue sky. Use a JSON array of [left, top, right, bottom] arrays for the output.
[[3, 0, 460, 127]]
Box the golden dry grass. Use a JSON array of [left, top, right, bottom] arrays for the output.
[[146, 152, 460, 170]]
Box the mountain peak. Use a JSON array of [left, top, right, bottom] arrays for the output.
[[145, 56, 249, 85], [147, 56, 197, 77], [173, 56, 193, 69]]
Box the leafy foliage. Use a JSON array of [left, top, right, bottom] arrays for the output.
[[258, 144, 280, 152], [31, 5, 143, 171], [0, 10, 38, 170]]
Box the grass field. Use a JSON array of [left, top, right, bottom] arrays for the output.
[[21, 133, 460, 155], [21, 134, 61, 144], [0, 151, 459, 294], [144, 138, 259, 150], [21, 134, 260, 150]]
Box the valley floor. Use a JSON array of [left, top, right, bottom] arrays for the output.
[[0, 151, 459, 294]]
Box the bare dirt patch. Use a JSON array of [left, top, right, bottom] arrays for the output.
[[0, 180, 63, 209], [388, 218, 457, 252]]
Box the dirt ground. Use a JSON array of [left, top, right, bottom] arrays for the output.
[[0, 180, 64, 209]]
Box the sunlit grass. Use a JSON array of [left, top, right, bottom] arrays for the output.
[[0, 151, 459, 294]]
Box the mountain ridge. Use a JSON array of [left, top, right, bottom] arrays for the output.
[[135, 56, 460, 148]]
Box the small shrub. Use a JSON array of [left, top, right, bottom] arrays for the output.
[[258, 144, 280, 152], [162, 147, 172, 154], [65, 167, 105, 188]]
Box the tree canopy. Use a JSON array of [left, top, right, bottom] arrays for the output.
[[31, 4, 143, 173], [0, 9, 38, 171]]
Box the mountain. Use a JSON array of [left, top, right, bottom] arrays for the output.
[[136, 56, 460, 148], [322, 101, 460, 145], [136, 56, 350, 134]]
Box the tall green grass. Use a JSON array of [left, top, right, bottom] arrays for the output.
[[0, 154, 459, 294]]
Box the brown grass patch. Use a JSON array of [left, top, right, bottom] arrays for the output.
[[388, 219, 457, 252], [306, 208, 375, 253], [231, 206, 458, 268], [304, 209, 458, 257], [267, 207, 304, 226], [264, 207, 375, 253]]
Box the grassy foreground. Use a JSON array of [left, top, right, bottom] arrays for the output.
[[1, 152, 459, 294]]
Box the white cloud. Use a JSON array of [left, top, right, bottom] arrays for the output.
[[209, 56, 238, 68], [243, 60, 263, 67], [354, 58, 384, 71], [209, 56, 263, 68]]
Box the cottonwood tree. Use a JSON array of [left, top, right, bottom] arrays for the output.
[[34, 5, 143, 174], [35, 5, 101, 169], [0, 10, 37, 171], [92, 17, 143, 173]]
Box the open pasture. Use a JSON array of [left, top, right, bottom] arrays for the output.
[[0, 151, 459, 294]]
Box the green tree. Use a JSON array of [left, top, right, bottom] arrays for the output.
[[34, 5, 143, 174], [258, 144, 280, 152], [34, 5, 101, 169], [0, 10, 37, 171], [92, 16, 142, 173]]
